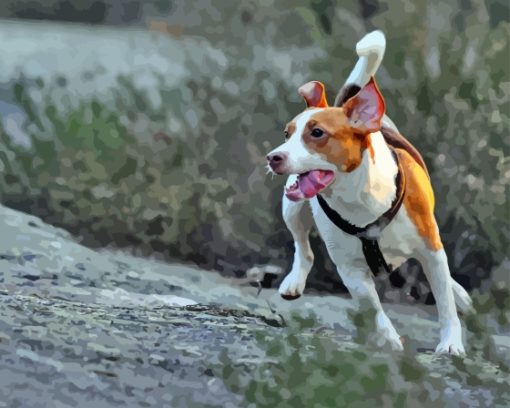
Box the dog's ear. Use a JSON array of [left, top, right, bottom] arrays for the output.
[[342, 77, 385, 133], [298, 81, 328, 108]]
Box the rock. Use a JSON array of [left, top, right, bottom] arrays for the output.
[[246, 264, 283, 281], [149, 353, 166, 365], [98, 288, 197, 308], [13, 266, 42, 281], [0, 204, 508, 407], [87, 343, 122, 360], [16, 348, 64, 371], [21, 253, 39, 263], [127, 271, 141, 280]]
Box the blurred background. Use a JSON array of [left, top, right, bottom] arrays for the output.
[[0, 0, 508, 303]]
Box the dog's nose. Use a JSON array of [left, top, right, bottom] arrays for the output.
[[266, 152, 288, 169]]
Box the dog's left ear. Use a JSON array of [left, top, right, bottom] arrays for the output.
[[342, 77, 385, 133], [298, 81, 328, 108]]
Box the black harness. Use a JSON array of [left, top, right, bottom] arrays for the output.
[[316, 149, 406, 276]]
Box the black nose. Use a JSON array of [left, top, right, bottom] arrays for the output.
[[266, 152, 288, 166]]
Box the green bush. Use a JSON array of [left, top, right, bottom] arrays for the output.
[[0, 0, 508, 295]]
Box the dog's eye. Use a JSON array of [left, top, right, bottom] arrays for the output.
[[284, 130, 289, 140], [311, 128, 324, 138]]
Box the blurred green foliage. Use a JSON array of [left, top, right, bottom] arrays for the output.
[[0, 0, 508, 295]]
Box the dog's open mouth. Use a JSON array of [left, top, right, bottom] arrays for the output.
[[285, 170, 335, 202]]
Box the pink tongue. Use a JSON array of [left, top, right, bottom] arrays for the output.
[[285, 170, 335, 202], [299, 170, 334, 198]]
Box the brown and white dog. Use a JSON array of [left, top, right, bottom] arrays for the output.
[[266, 31, 472, 354]]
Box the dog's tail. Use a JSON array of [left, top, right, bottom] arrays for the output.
[[334, 30, 386, 107], [334, 30, 432, 173], [451, 277, 474, 315]]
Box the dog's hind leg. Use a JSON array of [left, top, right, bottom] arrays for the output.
[[416, 247, 466, 355], [279, 176, 315, 300]]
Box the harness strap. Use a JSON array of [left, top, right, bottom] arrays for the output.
[[316, 148, 406, 275]]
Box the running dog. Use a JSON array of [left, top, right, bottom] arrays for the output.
[[266, 31, 472, 354]]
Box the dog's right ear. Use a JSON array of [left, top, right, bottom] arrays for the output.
[[342, 77, 385, 133], [298, 81, 328, 108]]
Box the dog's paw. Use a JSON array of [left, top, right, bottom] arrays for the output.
[[278, 272, 306, 301], [435, 339, 465, 356], [373, 331, 404, 352], [371, 332, 404, 351], [435, 323, 466, 356], [373, 311, 404, 351], [388, 334, 405, 351]]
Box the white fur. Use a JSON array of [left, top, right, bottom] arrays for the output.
[[321, 131, 398, 226], [356, 30, 386, 59], [277, 131, 472, 354], [278, 182, 315, 298], [345, 30, 386, 87]]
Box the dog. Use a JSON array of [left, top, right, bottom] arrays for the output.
[[266, 31, 472, 354]]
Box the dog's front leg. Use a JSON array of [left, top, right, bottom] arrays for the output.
[[278, 177, 315, 300], [416, 247, 465, 355], [338, 265, 404, 351]]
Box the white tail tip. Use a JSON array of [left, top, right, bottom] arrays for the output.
[[356, 30, 386, 57]]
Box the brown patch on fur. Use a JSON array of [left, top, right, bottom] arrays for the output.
[[301, 108, 368, 172], [396, 148, 443, 251], [284, 122, 296, 140], [334, 82, 379, 164]]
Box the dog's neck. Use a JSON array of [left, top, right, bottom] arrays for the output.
[[320, 131, 398, 227]]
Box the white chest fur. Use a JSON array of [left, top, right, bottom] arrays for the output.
[[319, 131, 398, 227], [307, 131, 423, 269], [310, 198, 421, 270]]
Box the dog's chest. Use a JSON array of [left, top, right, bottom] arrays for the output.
[[309, 198, 421, 268]]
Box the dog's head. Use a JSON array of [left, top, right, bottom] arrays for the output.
[[266, 78, 386, 201]]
